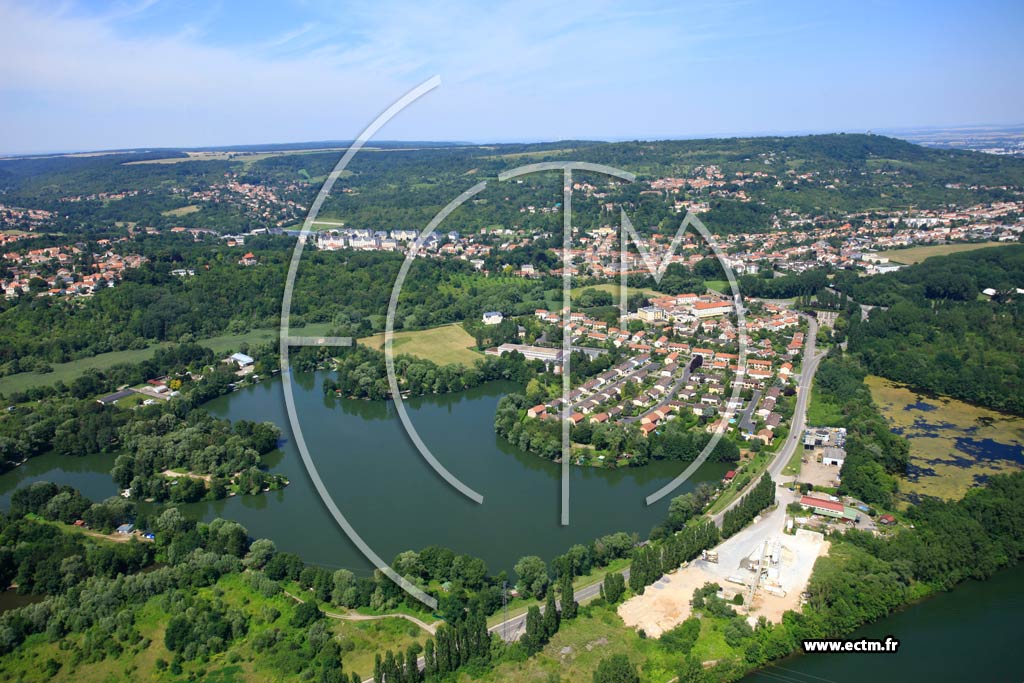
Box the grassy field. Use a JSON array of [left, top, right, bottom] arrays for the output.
[[482, 147, 578, 160], [0, 323, 337, 396], [805, 385, 845, 427], [124, 148, 351, 166], [705, 449, 773, 515], [565, 284, 667, 306], [358, 324, 483, 367], [471, 600, 741, 683], [704, 279, 730, 293], [161, 205, 202, 217], [879, 241, 1006, 264], [782, 444, 804, 477]]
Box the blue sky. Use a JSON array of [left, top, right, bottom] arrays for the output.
[[0, 0, 1021, 154]]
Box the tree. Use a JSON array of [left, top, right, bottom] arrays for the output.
[[559, 573, 578, 620], [290, 600, 323, 628], [677, 656, 706, 683], [243, 538, 276, 570], [593, 654, 639, 683], [522, 606, 544, 655], [543, 589, 560, 638], [514, 555, 549, 599], [600, 572, 626, 604]]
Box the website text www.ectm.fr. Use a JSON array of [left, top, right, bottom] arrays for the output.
[[801, 637, 900, 653]]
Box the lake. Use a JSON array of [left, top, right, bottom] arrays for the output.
[[0, 374, 730, 575]]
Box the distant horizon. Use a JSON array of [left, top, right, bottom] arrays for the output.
[[2, 1, 1021, 156], [5, 122, 1024, 160]]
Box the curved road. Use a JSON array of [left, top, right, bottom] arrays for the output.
[[711, 315, 826, 527]]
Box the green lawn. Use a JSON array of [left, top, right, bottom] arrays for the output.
[[805, 385, 844, 427], [563, 284, 668, 306], [160, 205, 202, 217], [469, 600, 744, 683], [704, 279, 730, 293], [782, 445, 804, 477], [359, 323, 483, 367]]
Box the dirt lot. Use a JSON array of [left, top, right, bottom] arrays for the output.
[[798, 457, 842, 488], [619, 490, 829, 635], [618, 565, 720, 637]]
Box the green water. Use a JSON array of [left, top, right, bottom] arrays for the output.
[[0, 374, 729, 575], [744, 563, 1024, 683]]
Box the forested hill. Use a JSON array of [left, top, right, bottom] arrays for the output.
[[841, 245, 1024, 415], [3, 133, 1024, 235]]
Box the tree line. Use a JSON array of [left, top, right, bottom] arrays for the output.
[[721, 474, 776, 538]]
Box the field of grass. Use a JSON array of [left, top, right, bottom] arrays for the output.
[[706, 449, 773, 515], [0, 323, 337, 397], [482, 147, 578, 160], [124, 148, 353, 167], [805, 385, 845, 427], [564, 284, 667, 306], [473, 603, 651, 683], [161, 205, 202, 217], [781, 444, 804, 477], [704, 279, 730, 293], [358, 324, 483, 367], [471, 600, 744, 683], [879, 241, 1005, 264], [0, 346, 174, 396]]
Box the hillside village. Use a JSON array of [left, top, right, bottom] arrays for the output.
[[1, 242, 148, 298]]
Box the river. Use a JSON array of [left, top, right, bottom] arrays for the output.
[[0, 374, 730, 575], [744, 562, 1024, 683]]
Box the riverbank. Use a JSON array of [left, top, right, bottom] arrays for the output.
[[743, 562, 1024, 682]]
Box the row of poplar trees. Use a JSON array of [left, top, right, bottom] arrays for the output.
[[522, 572, 578, 655], [372, 609, 490, 682], [722, 474, 776, 538], [629, 520, 720, 593]]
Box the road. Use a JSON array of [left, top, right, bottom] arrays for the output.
[[488, 567, 631, 642], [621, 365, 693, 424], [737, 388, 762, 435], [284, 589, 439, 634], [711, 315, 826, 527], [358, 568, 631, 682]]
